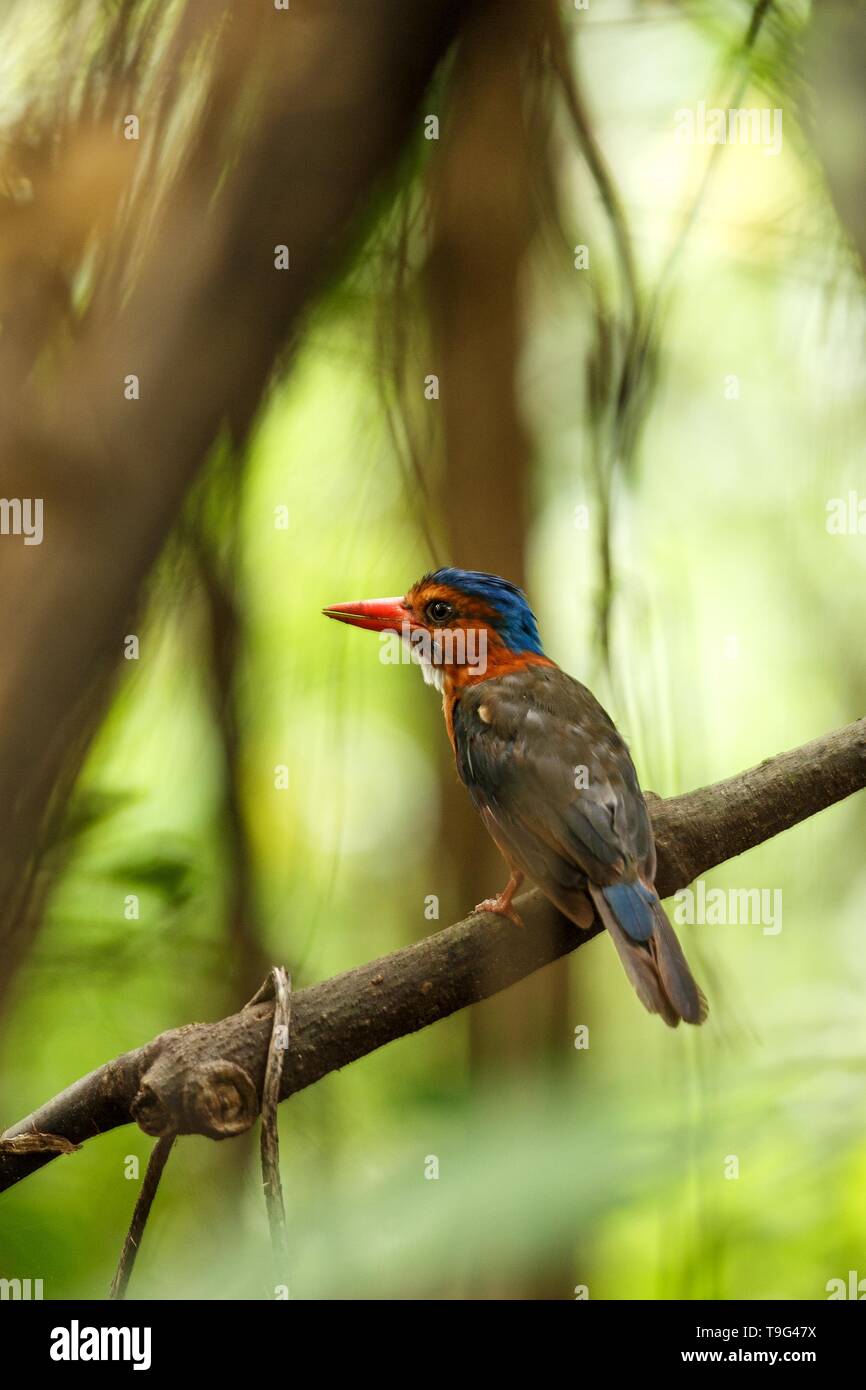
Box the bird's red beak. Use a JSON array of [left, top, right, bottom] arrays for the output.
[[322, 596, 408, 633]]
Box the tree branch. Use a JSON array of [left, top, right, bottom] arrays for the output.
[[2, 717, 865, 1194]]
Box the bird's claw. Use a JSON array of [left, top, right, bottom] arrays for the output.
[[474, 896, 525, 929]]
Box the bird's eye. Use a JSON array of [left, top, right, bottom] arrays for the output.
[[426, 599, 454, 625]]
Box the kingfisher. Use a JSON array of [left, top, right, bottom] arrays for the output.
[[323, 568, 706, 1027]]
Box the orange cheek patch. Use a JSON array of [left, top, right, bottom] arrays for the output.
[[406, 582, 500, 628]]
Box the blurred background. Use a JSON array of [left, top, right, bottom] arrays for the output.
[[2, 0, 866, 1300]]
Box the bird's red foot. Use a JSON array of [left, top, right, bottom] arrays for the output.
[[474, 895, 525, 929], [474, 870, 525, 928]]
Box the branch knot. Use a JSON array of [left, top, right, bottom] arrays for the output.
[[131, 1058, 259, 1139]]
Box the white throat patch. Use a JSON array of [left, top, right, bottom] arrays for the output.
[[411, 646, 445, 692]]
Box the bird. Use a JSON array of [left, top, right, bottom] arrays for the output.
[[323, 567, 706, 1027]]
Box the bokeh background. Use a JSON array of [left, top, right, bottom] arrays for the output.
[[2, 0, 866, 1300]]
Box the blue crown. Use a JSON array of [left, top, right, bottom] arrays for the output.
[[428, 568, 544, 655]]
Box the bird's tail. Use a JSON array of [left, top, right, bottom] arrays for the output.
[[588, 880, 707, 1027]]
